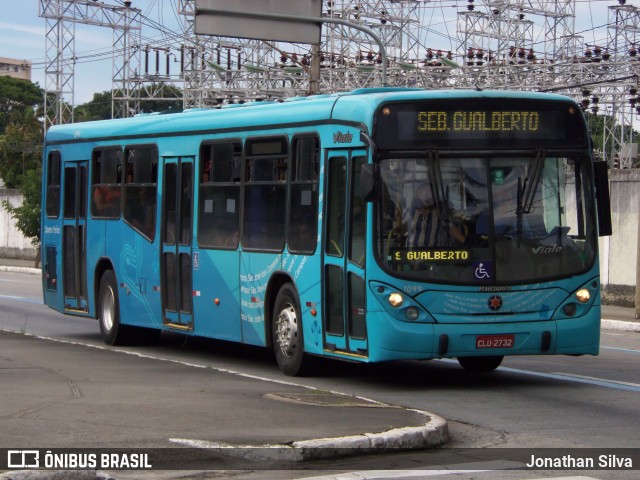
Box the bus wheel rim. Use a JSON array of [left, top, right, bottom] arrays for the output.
[[102, 286, 115, 332], [276, 303, 298, 358]]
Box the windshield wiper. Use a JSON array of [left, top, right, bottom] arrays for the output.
[[428, 150, 455, 246], [428, 151, 446, 211], [516, 150, 546, 244]]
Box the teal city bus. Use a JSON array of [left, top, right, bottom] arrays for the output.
[[41, 88, 612, 376]]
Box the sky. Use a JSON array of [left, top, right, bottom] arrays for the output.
[[0, 0, 183, 104], [0, 0, 617, 106]]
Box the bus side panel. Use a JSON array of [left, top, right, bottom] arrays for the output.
[[85, 219, 106, 317], [240, 252, 281, 346], [109, 224, 162, 329], [192, 249, 241, 342], [42, 145, 91, 317], [42, 220, 65, 314], [283, 252, 324, 356]]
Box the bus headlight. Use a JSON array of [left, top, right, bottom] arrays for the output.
[[388, 292, 404, 308], [575, 288, 591, 303]]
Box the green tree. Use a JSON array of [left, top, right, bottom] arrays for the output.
[[0, 107, 43, 188], [584, 111, 640, 165], [0, 76, 42, 134], [74, 84, 183, 122], [138, 83, 183, 113], [74, 90, 113, 121]]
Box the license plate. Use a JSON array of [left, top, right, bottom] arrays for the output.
[[476, 334, 515, 349]]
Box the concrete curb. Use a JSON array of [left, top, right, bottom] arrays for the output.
[[0, 414, 449, 478], [602, 318, 640, 332], [291, 408, 449, 460], [0, 266, 40, 275], [169, 408, 449, 462]]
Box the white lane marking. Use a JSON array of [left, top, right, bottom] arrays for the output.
[[551, 373, 640, 389], [601, 345, 640, 355], [497, 366, 640, 392], [436, 359, 640, 392]]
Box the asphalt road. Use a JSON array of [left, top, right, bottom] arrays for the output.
[[1, 270, 639, 480]]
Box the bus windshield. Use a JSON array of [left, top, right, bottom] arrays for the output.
[[376, 154, 597, 284]]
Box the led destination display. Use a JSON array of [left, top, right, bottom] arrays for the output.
[[374, 98, 589, 149], [390, 248, 471, 264], [417, 110, 540, 133]]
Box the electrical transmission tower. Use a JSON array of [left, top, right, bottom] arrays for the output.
[[455, 0, 576, 90], [177, 0, 430, 107], [455, 0, 640, 168], [39, 0, 182, 130], [41, 0, 640, 167], [39, 0, 143, 129]]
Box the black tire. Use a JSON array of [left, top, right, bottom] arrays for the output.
[[457, 355, 504, 372], [272, 284, 307, 376], [98, 270, 131, 346]]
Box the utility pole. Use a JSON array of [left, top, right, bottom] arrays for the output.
[[309, 44, 321, 95]]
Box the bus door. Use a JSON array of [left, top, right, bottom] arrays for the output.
[[161, 157, 194, 331], [323, 150, 369, 357], [62, 161, 88, 312]]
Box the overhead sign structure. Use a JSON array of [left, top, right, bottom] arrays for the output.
[[195, 0, 323, 45]]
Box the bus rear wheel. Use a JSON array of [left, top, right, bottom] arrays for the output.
[[98, 270, 131, 346], [272, 284, 307, 376], [457, 355, 504, 372]]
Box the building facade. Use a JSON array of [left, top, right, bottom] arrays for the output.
[[0, 57, 32, 81]]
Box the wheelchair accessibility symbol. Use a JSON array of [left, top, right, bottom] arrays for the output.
[[473, 261, 493, 281]]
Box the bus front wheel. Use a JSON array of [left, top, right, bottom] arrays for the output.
[[457, 355, 503, 372], [272, 284, 307, 376], [98, 270, 130, 346]]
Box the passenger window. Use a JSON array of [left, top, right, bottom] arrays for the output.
[[63, 167, 76, 219], [91, 148, 122, 219], [349, 157, 367, 267], [326, 157, 347, 258], [124, 146, 158, 240], [243, 137, 288, 251], [288, 136, 319, 254], [46, 151, 61, 218], [198, 142, 241, 249]]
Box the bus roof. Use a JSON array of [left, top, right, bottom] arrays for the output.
[[44, 88, 578, 145]]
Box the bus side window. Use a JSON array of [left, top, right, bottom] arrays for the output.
[[91, 148, 122, 219], [45, 151, 61, 218], [288, 136, 319, 254], [123, 145, 158, 240], [198, 141, 241, 249], [349, 157, 366, 267], [242, 137, 287, 251]]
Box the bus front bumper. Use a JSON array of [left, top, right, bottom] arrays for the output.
[[367, 310, 601, 362]]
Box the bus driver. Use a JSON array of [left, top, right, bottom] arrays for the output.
[[407, 184, 466, 248]]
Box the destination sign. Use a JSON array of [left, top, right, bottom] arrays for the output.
[[417, 111, 540, 133], [390, 248, 471, 264], [374, 98, 589, 149]]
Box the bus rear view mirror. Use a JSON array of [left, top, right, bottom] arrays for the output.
[[593, 161, 612, 237], [361, 163, 379, 202]]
